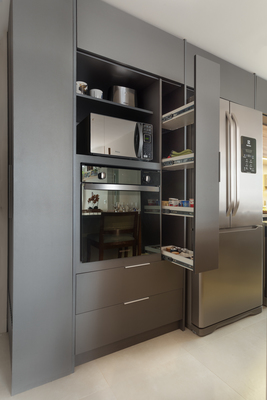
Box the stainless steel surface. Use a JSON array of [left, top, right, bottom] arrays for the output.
[[124, 263, 150, 269], [90, 113, 153, 160], [230, 102, 262, 227], [231, 112, 240, 216], [191, 226, 263, 328], [189, 98, 263, 335], [83, 183, 159, 192], [124, 297, 149, 305], [219, 99, 230, 228], [225, 110, 233, 217], [110, 85, 136, 107]]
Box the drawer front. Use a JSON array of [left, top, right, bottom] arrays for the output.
[[75, 289, 182, 354], [76, 261, 184, 314]]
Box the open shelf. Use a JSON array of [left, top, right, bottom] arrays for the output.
[[144, 205, 160, 214], [162, 206, 194, 217], [162, 153, 194, 170], [162, 102, 194, 131], [161, 246, 193, 271], [77, 93, 153, 124]]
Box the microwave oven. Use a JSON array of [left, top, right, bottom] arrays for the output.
[[90, 113, 153, 161]]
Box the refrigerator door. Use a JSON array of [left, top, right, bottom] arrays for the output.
[[219, 99, 231, 228], [229, 102, 262, 227], [191, 226, 263, 329]]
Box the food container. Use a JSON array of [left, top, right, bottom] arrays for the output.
[[148, 199, 159, 206], [189, 198, 194, 207], [181, 200, 189, 207], [169, 198, 179, 206], [89, 89, 103, 99], [76, 81, 88, 94], [109, 86, 136, 107], [162, 201, 169, 207]]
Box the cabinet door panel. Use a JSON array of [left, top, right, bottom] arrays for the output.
[[77, 0, 184, 83], [186, 43, 254, 108], [75, 290, 182, 354], [194, 55, 220, 272], [76, 261, 184, 314], [256, 76, 267, 115]]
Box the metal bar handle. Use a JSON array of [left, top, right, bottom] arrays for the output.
[[83, 183, 159, 192], [124, 263, 150, 269], [124, 297, 149, 305], [226, 112, 234, 216], [231, 113, 240, 216]]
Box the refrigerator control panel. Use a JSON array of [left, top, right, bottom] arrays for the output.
[[241, 136, 256, 174]]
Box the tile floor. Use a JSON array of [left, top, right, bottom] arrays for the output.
[[0, 308, 266, 400]]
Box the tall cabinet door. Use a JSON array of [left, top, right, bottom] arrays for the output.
[[194, 55, 220, 273]]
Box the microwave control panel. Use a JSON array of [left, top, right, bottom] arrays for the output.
[[241, 136, 256, 174], [142, 124, 153, 161]]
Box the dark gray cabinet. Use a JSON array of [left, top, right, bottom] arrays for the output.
[[8, 0, 74, 395], [76, 289, 183, 355], [76, 261, 184, 314], [77, 0, 184, 84], [186, 43, 255, 108], [75, 260, 184, 362], [255, 76, 267, 115]]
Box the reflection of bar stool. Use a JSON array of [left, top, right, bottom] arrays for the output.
[[87, 212, 139, 261]]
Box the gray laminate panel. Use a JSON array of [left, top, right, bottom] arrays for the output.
[[76, 260, 184, 314], [186, 43, 254, 108], [77, 0, 184, 83], [76, 289, 182, 354], [9, 0, 74, 395], [194, 55, 220, 273], [255, 76, 267, 115]]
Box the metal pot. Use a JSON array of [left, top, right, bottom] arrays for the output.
[[109, 86, 136, 107]]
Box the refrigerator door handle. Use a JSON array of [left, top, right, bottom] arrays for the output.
[[226, 111, 234, 216], [231, 113, 240, 216]]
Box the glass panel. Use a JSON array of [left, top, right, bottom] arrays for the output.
[[81, 187, 160, 263], [82, 164, 141, 185]]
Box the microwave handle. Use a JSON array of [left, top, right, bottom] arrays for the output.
[[134, 123, 143, 159]]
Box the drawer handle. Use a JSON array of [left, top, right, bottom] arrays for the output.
[[124, 263, 150, 269], [124, 297, 149, 305]]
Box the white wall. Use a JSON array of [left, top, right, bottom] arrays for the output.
[[0, 32, 8, 333]]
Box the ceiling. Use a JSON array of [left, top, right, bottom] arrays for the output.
[[102, 0, 267, 81], [0, 0, 266, 81]]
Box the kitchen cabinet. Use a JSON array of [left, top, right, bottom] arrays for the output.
[[74, 47, 185, 365], [75, 260, 184, 364], [76, 50, 161, 168], [8, 0, 74, 395], [161, 55, 220, 273], [76, 289, 182, 359], [255, 76, 267, 115], [76, 0, 184, 84], [186, 43, 255, 109]]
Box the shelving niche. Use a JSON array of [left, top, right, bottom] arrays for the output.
[[161, 82, 195, 272]]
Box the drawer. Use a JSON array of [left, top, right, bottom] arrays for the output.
[[76, 260, 184, 314], [75, 289, 183, 355]]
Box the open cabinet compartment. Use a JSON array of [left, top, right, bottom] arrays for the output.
[[161, 56, 220, 274], [76, 50, 161, 164]]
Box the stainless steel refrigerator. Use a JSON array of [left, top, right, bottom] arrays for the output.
[[187, 99, 263, 336]]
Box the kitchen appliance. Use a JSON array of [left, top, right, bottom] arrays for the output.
[[90, 113, 153, 160], [81, 164, 160, 263], [187, 99, 263, 336], [109, 86, 136, 107]]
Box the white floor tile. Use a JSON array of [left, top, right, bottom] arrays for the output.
[[0, 309, 266, 400]]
